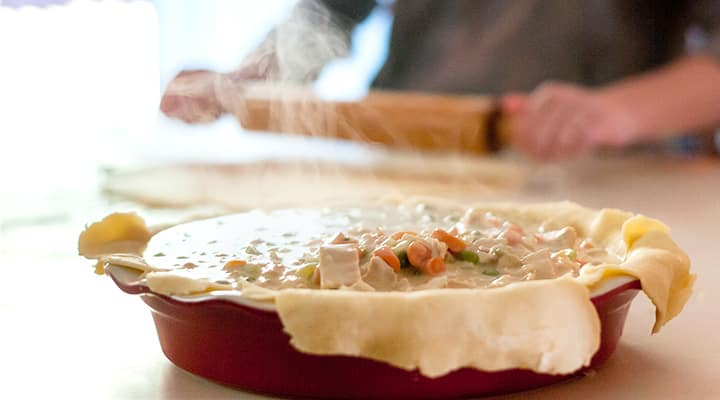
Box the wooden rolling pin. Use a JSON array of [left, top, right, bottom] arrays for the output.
[[229, 83, 510, 154]]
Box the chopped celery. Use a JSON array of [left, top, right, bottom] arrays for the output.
[[240, 263, 262, 280], [296, 264, 317, 280], [394, 250, 411, 269], [444, 214, 461, 223], [552, 248, 577, 260], [445, 252, 457, 263]]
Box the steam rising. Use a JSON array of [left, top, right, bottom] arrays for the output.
[[157, 1, 526, 209], [270, 1, 353, 82], [218, 0, 356, 145]]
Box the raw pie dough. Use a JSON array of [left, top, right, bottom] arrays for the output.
[[78, 199, 693, 378], [102, 157, 526, 210]]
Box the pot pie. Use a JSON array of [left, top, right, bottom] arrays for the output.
[[79, 199, 693, 378]]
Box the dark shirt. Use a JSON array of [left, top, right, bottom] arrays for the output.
[[320, 0, 720, 95]]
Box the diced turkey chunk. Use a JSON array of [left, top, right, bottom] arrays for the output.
[[521, 249, 557, 279], [458, 209, 501, 232], [362, 256, 398, 291], [318, 244, 361, 289]]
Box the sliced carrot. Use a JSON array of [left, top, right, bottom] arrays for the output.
[[421, 257, 446, 275], [224, 259, 247, 269], [431, 229, 466, 253], [407, 241, 432, 268], [391, 230, 417, 240], [504, 230, 522, 246], [373, 246, 401, 272], [507, 223, 523, 233], [505, 224, 523, 246]]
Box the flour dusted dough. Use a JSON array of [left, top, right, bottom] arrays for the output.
[[102, 157, 526, 210]]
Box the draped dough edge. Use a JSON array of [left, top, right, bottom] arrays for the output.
[[275, 277, 600, 378]]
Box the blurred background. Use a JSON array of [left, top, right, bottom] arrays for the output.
[[2, 0, 719, 227], [0, 0, 396, 224]]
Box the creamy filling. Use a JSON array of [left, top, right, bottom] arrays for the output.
[[138, 204, 619, 293]]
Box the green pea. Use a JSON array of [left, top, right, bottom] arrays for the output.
[[458, 250, 480, 264]]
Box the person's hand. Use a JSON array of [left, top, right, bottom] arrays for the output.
[[160, 70, 225, 124], [502, 82, 638, 161]]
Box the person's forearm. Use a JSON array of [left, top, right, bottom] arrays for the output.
[[598, 55, 720, 141]]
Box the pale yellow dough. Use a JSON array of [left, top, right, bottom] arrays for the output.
[[79, 200, 693, 377], [580, 217, 693, 333], [78, 213, 151, 259], [276, 277, 599, 377]]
